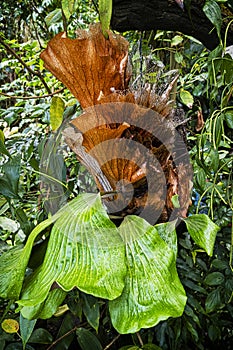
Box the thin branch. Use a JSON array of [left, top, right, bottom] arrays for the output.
[[46, 326, 77, 350], [0, 88, 65, 100], [0, 37, 51, 93], [136, 332, 144, 347], [103, 334, 121, 350]]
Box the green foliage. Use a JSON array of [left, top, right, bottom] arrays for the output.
[[0, 0, 232, 349]]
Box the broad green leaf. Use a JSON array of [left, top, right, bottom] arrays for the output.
[[28, 328, 53, 344], [19, 314, 36, 350], [20, 288, 67, 320], [179, 89, 194, 108], [62, 0, 79, 20], [1, 319, 19, 333], [50, 96, 65, 131], [183, 214, 219, 256], [109, 216, 187, 334], [0, 212, 63, 300], [118, 347, 139, 350], [82, 293, 100, 331], [203, 0, 222, 40], [155, 220, 177, 257], [99, 0, 112, 38], [224, 110, 233, 129], [76, 328, 103, 350], [17, 193, 126, 309], [204, 272, 225, 286]]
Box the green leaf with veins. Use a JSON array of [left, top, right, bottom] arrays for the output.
[[17, 193, 126, 309], [183, 214, 219, 256], [109, 216, 186, 334], [0, 214, 60, 300]]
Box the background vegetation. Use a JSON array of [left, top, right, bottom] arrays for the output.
[[0, 0, 232, 349]]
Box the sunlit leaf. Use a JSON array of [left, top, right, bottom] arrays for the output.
[[171, 35, 183, 47], [171, 194, 180, 208], [62, 0, 79, 20], [17, 193, 126, 309], [179, 89, 194, 108], [45, 8, 62, 27], [183, 214, 219, 256], [50, 96, 65, 131], [109, 216, 187, 334], [1, 319, 19, 334], [0, 213, 63, 300], [155, 220, 178, 257], [175, 51, 183, 64], [20, 288, 67, 320]]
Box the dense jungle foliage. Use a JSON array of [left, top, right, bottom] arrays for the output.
[[0, 0, 232, 349]]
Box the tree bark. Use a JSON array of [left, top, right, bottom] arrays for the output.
[[111, 0, 233, 50]]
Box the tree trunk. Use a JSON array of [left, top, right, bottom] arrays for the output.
[[111, 0, 233, 50]]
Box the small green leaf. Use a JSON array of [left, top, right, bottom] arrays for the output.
[[1, 319, 19, 334], [171, 35, 183, 47], [20, 314, 36, 350], [203, 0, 222, 40], [45, 9, 62, 27], [28, 328, 53, 344], [224, 110, 233, 129], [62, 0, 79, 20], [183, 214, 219, 256], [0, 217, 19, 235], [204, 272, 225, 286], [76, 328, 103, 350], [179, 89, 194, 108], [82, 293, 100, 331], [50, 96, 65, 131], [174, 51, 183, 64], [99, 0, 112, 38], [0, 130, 11, 157], [109, 216, 186, 334], [0, 156, 21, 198], [171, 194, 180, 208], [205, 288, 221, 313]]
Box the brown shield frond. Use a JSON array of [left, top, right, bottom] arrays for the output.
[[40, 23, 131, 108]]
